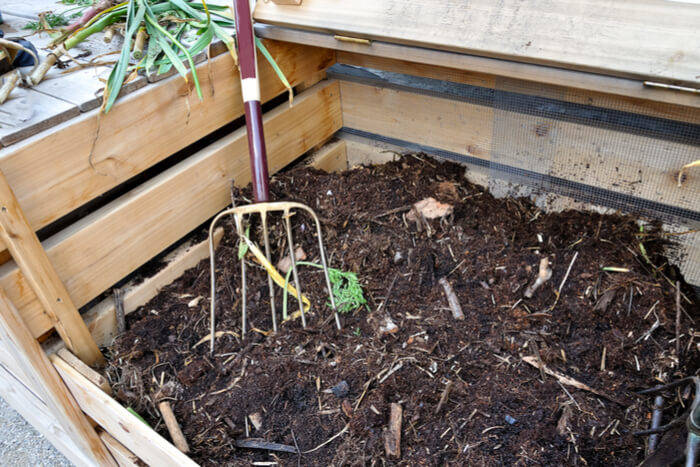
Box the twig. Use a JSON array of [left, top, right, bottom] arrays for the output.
[[439, 277, 464, 320], [675, 281, 681, 365], [234, 438, 296, 453], [374, 205, 412, 219], [291, 429, 301, 467], [384, 403, 402, 458], [551, 252, 578, 310], [522, 355, 625, 405], [302, 424, 349, 453], [435, 381, 454, 414], [530, 339, 546, 381], [376, 273, 399, 315], [158, 401, 189, 453], [648, 396, 664, 454]]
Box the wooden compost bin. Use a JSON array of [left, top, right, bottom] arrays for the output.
[[0, 1, 698, 465]]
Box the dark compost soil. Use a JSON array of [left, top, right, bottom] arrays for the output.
[[107, 156, 698, 466]]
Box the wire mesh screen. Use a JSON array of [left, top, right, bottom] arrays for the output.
[[329, 63, 700, 287]]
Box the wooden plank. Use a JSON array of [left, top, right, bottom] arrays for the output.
[[255, 24, 700, 111], [56, 348, 112, 395], [0, 288, 115, 466], [306, 139, 348, 172], [1, 80, 343, 339], [69, 228, 224, 350], [0, 41, 334, 245], [341, 132, 403, 168], [99, 432, 140, 467], [336, 52, 700, 125], [254, 0, 700, 85], [0, 170, 104, 365], [0, 86, 80, 147], [0, 363, 98, 467], [52, 354, 197, 467], [339, 80, 699, 213]]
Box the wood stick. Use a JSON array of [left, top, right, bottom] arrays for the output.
[[234, 438, 296, 453], [439, 277, 464, 320], [158, 401, 190, 453], [384, 403, 402, 458], [675, 281, 681, 365], [522, 356, 625, 405], [435, 380, 454, 414]]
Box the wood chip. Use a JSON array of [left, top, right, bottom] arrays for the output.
[[384, 403, 402, 458], [248, 412, 263, 431], [405, 197, 453, 221], [439, 278, 464, 320]]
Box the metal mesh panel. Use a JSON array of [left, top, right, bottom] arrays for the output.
[[329, 63, 700, 287]]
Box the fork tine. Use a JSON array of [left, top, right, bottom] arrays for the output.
[[312, 215, 342, 330], [234, 213, 248, 338], [284, 209, 307, 327], [261, 212, 277, 332]]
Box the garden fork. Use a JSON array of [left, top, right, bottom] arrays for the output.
[[207, 0, 340, 355]]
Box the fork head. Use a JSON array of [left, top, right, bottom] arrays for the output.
[[207, 201, 341, 355]]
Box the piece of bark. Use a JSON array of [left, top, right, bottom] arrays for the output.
[[439, 277, 464, 320], [384, 403, 402, 458], [158, 401, 190, 453]]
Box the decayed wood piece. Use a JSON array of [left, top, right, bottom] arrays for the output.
[[52, 354, 197, 466], [255, 0, 700, 84], [158, 401, 190, 453], [56, 348, 112, 395], [0, 288, 115, 466], [384, 402, 402, 458], [0, 41, 334, 260], [0, 170, 104, 366], [438, 277, 464, 320], [3, 81, 342, 340]]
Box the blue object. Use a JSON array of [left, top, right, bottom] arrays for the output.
[[505, 415, 517, 425]]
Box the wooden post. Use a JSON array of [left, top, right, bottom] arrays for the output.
[[0, 288, 115, 466], [0, 170, 104, 366]]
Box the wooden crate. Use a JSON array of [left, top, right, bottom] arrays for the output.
[[0, 4, 698, 463]]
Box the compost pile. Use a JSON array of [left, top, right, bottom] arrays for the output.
[[107, 155, 697, 465]]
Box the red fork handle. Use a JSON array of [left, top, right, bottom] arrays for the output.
[[234, 0, 269, 203]]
